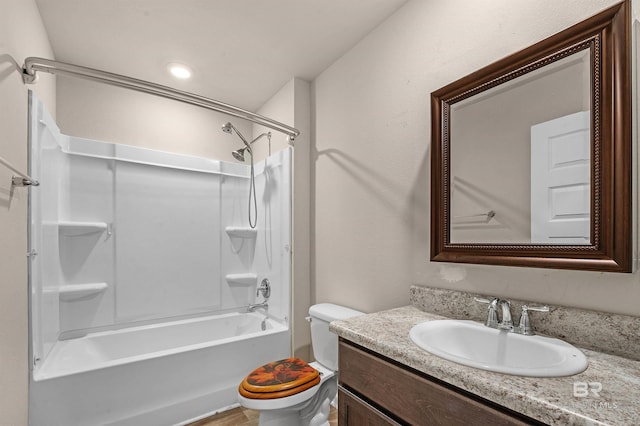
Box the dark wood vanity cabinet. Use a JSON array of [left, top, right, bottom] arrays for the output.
[[338, 339, 544, 426], [338, 386, 401, 425]]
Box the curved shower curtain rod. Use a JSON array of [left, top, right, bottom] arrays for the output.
[[22, 57, 300, 141]]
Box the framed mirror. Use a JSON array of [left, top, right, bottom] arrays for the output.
[[431, 1, 631, 272]]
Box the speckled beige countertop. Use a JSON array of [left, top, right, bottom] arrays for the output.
[[330, 289, 640, 426]]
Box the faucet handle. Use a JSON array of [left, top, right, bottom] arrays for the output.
[[518, 304, 549, 335], [474, 297, 499, 328], [257, 278, 271, 299], [523, 304, 549, 313]]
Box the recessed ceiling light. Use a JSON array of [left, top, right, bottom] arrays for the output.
[[167, 63, 192, 79]]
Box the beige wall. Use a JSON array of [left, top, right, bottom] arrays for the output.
[[312, 0, 640, 316], [57, 76, 251, 162], [0, 0, 55, 423], [253, 78, 313, 360]]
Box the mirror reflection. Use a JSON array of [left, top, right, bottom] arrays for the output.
[[449, 49, 591, 245]]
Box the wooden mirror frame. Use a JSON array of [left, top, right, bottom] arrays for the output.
[[431, 1, 631, 272]]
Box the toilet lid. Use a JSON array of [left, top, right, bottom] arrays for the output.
[[239, 357, 320, 399]]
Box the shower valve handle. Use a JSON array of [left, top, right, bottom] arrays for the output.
[[257, 278, 271, 299]]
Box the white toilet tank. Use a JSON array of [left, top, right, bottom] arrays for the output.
[[309, 303, 363, 371]]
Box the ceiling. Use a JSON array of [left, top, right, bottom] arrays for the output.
[[34, 0, 408, 111]]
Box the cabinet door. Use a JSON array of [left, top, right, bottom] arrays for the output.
[[339, 387, 401, 426], [339, 341, 539, 426]]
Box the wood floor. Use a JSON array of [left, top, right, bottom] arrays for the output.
[[189, 406, 338, 426]]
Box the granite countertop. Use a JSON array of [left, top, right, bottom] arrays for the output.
[[331, 305, 640, 426]]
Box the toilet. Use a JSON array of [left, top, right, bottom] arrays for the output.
[[238, 303, 363, 426]]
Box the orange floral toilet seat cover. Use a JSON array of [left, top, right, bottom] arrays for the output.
[[239, 357, 320, 399]]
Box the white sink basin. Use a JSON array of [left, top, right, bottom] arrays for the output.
[[409, 320, 588, 377]]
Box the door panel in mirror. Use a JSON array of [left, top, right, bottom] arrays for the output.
[[530, 111, 591, 245]]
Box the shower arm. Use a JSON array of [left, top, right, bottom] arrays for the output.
[[229, 127, 272, 151], [22, 57, 300, 142], [226, 122, 272, 159], [241, 133, 272, 158], [249, 132, 271, 148]]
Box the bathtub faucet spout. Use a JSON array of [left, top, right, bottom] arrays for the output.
[[247, 302, 268, 312]]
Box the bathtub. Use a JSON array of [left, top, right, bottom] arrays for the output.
[[29, 311, 290, 426]]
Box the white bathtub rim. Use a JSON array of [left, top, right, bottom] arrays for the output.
[[58, 309, 285, 340], [33, 314, 288, 381]]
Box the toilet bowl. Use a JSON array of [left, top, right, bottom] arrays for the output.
[[237, 303, 363, 426]]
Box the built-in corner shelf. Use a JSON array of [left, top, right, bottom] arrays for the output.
[[57, 221, 108, 237], [225, 273, 258, 286], [58, 282, 109, 301], [225, 226, 258, 239]]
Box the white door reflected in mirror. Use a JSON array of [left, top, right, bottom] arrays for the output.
[[531, 111, 590, 244]]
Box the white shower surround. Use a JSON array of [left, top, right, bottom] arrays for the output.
[[28, 93, 293, 424]]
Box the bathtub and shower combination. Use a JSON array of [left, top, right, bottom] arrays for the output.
[[28, 93, 293, 425], [31, 312, 290, 425]]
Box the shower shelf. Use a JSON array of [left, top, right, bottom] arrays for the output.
[[58, 282, 108, 301], [56, 221, 108, 237], [225, 227, 258, 239], [225, 273, 258, 286]]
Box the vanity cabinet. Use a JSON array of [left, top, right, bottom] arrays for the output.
[[338, 339, 544, 426], [339, 387, 400, 425]]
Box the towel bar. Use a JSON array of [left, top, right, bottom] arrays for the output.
[[0, 155, 39, 187]]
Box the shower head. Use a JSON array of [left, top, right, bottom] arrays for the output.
[[221, 122, 233, 134], [224, 126, 272, 163], [232, 147, 248, 162], [221, 122, 250, 149], [222, 122, 252, 161], [231, 132, 271, 162]]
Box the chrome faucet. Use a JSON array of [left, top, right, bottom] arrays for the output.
[[248, 278, 271, 312], [475, 297, 548, 335], [247, 301, 268, 312], [483, 297, 500, 328], [475, 297, 511, 330], [497, 299, 513, 331], [516, 304, 550, 335]]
